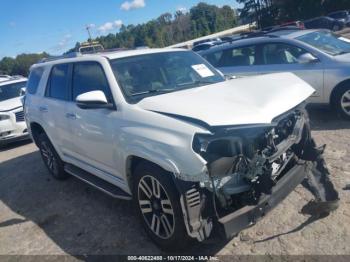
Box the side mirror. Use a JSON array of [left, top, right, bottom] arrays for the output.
[[76, 90, 113, 109], [298, 53, 318, 64], [20, 87, 26, 96]]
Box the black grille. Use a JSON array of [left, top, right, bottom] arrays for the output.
[[15, 111, 25, 122]]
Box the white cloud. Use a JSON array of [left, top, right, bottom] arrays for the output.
[[86, 23, 96, 29], [98, 20, 123, 33], [176, 6, 187, 13], [58, 34, 72, 48], [120, 0, 145, 11]]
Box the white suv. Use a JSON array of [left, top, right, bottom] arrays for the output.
[[0, 76, 29, 145], [24, 48, 338, 251]]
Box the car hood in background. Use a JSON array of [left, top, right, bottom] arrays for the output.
[[0, 97, 23, 112], [137, 72, 315, 127]]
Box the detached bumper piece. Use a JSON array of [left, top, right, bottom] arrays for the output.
[[217, 161, 310, 239]]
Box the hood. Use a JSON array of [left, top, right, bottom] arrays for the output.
[[137, 72, 315, 127], [0, 97, 23, 112]]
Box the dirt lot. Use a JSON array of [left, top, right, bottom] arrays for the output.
[[0, 107, 350, 257]]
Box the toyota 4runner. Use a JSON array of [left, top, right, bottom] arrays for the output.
[[24, 49, 338, 251]]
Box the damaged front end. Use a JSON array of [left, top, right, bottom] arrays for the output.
[[178, 104, 338, 241]]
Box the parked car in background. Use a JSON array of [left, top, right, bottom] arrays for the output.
[[192, 41, 222, 52], [0, 75, 29, 145], [0, 75, 11, 82], [193, 37, 222, 47], [198, 29, 350, 119], [24, 48, 331, 251], [328, 10, 350, 26], [304, 16, 345, 31], [281, 20, 305, 29]]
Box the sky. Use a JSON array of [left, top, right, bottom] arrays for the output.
[[0, 0, 239, 58]]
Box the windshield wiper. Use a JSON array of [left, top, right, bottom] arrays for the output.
[[176, 79, 217, 88], [130, 88, 176, 97], [336, 51, 350, 55]]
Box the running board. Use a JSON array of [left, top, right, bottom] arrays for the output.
[[64, 164, 132, 200]]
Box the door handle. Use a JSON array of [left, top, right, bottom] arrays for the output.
[[39, 106, 48, 113], [65, 113, 76, 120]]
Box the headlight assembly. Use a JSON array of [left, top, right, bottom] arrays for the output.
[[0, 114, 10, 121]]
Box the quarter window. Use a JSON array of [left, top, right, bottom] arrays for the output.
[[262, 43, 308, 65], [72, 62, 112, 103], [27, 67, 44, 95], [46, 64, 70, 100]]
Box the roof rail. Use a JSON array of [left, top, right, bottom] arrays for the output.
[[38, 52, 82, 64]]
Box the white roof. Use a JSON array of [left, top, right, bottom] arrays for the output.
[[102, 48, 187, 60], [0, 76, 27, 86], [32, 48, 188, 68]]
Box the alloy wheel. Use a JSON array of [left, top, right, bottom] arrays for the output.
[[138, 175, 175, 239], [340, 90, 350, 116], [41, 142, 58, 174]]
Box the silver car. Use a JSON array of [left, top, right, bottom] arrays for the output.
[[198, 29, 350, 119]]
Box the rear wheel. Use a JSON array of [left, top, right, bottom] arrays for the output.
[[38, 133, 69, 180], [332, 24, 340, 31], [334, 86, 350, 120], [133, 162, 192, 251]]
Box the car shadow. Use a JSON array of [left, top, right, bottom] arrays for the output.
[[307, 106, 350, 131], [0, 139, 32, 152], [0, 151, 226, 256]]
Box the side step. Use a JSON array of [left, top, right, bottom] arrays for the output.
[[64, 164, 132, 200]]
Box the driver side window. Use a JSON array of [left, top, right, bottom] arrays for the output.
[[262, 43, 308, 65], [72, 62, 113, 103]]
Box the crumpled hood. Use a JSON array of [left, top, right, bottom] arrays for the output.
[[0, 97, 23, 112], [137, 72, 315, 126]]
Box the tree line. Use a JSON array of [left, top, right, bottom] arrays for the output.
[[0, 2, 238, 76], [238, 0, 350, 28], [2, 1, 350, 77]]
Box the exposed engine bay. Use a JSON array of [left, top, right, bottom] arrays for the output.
[[193, 106, 321, 214]]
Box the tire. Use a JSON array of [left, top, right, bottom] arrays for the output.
[[334, 85, 350, 120], [38, 133, 69, 180], [133, 161, 192, 251], [332, 24, 340, 31]]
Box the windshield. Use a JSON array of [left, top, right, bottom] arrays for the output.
[[297, 31, 350, 56], [329, 12, 347, 19], [0, 81, 27, 102], [109, 51, 225, 102]]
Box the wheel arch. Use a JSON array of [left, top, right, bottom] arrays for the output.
[[29, 122, 46, 146], [125, 155, 178, 192], [329, 79, 350, 108]]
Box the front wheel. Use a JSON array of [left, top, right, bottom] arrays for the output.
[[334, 86, 350, 120], [133, 162, 192, 251]]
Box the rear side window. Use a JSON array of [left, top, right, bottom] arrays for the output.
[[27, 67, 44, 94], [205, 45, 256, 67], [46, 64, 70, 100], [72, 62, 112, 102]]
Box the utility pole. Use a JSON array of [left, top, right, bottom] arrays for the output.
[[86, 24, 93, 43]]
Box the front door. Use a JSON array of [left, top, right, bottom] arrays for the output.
[[64, 61, 123, 181], [253, 43, 324, 103]]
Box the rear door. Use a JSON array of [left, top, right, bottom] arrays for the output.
[[40, 63, 72, 154], [203, 45, 261, 78]]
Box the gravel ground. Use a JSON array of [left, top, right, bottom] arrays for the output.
[[0, 107, 349, 257]]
